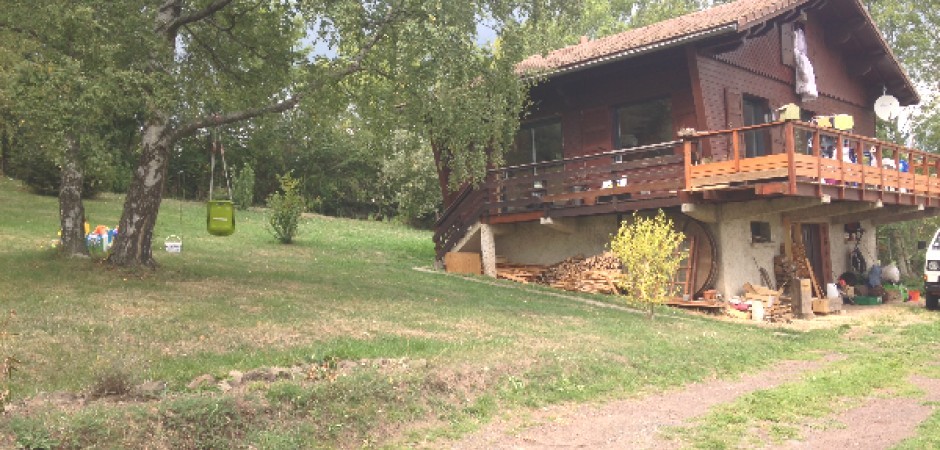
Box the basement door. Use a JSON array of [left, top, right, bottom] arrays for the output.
[[799, 223, 832, 286]]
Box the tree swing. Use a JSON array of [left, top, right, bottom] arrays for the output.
[[207, 131, 236, 236]]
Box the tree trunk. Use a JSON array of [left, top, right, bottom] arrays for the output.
[[891, 228, 912, 278], [107, 116, 172, 267], [0, 128, 9, 176], [59, 134, 89, 258]]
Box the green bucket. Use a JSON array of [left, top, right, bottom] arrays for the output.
[[207, 200, 235, 236]]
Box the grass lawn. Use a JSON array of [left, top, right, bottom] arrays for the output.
[[2, 176, 940, 448]]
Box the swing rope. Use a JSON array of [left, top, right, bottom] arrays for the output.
[[209, 131, 233, 202]]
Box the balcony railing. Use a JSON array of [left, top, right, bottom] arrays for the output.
[[683, 121, 940, 203], [434, 120, 940, 258], [485, 141, 685, 218]]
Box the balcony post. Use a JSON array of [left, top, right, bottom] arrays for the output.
[[732, 130, 740, 173], [785, 122, 796, 194], [812, 128, 821, 196], [683, 140, 693, 190], [837, 133, 845, 199]]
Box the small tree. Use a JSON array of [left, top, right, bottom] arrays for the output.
[[232, 163, 255, 211], [265, 173, 304, 244], [610, 210, 687, 319]]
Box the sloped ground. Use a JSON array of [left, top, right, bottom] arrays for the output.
[[451, 303, 940, 449]]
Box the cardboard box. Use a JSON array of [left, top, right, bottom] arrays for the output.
[[444, 252, 482, 275], [812, 298, 831, 314]]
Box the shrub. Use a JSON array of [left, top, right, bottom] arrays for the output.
[[610, 210, 687, 319], [265, 173, 304, 244], [232, 163, 255, 210]]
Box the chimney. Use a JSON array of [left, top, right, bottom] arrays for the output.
[[580, 35, 589, 44]]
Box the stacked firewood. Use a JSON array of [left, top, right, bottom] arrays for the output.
[[538, 252, 623, 295], [767, 297, 793, 323], [743, 282, 793, 323], [496, 265, 544, 284], [773, 255, 799, 292]]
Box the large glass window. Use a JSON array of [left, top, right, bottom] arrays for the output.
[[615, 98, 673, 149], [743, 95, 772, 157], [509, 119, 563, 166]]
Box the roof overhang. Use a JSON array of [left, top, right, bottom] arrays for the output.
[[520, 24, 739, 81]]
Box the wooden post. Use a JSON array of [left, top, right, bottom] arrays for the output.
[[732, 130, 740, 174], [871, 143, 885, 201], [837, 133, 845, 199], [794, 278, 815, 319], [894, 146, 901, 193], [785, 122, 796, 194], [683, 140, 693, 190], [812, 128, 822, 197], [856, 139, 864, 198]]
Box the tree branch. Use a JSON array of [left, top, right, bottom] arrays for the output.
[[171, 95, 301, 142], [171, 2, 403, 143], [166, 0, 235, 36]]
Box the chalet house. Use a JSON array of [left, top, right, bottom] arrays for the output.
[[434, 0, 936, 299]]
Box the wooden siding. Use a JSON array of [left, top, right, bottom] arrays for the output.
[[525, 49, 694, 158]]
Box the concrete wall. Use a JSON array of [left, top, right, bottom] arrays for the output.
[[829, 219, 877, 279], [492, 215, 620, 265], [486, 201, 881, 298], [709, 204, 786, 297], [707, 203, 881, 297]]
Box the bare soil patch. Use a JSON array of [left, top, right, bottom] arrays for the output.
[[779, 375, 940, 449], [451, 355, 840, 449]]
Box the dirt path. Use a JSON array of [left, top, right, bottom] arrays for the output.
[[778, 375, 940, 449], [452, 356, 840, 449]]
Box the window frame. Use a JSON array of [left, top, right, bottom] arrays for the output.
[[612, 97, 675, 150], [509, 117, 564, 167]]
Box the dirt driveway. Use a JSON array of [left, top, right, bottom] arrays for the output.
[[451, 302, 939, 449]]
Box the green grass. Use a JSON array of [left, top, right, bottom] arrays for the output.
[[1, 176, 938, 448]]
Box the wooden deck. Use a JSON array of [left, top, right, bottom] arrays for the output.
[[434, 121, 940, 259]]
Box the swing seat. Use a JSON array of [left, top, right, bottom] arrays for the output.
[[207, 200, 235, 236]]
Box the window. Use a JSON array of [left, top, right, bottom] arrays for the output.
[[742, 96, 771, 157], [751, 221, 772, 243], [508, 119, 563, 167], [615, 98, 674, 149]]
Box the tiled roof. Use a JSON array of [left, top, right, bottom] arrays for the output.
[[516, 0, 809, 73]]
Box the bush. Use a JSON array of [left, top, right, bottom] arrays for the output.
[[265, 173, 304, 244], [610, 210, 687, 319], [232, 163, 255, 210]]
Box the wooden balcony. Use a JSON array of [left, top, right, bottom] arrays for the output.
[[684, 121, 940, 207], [434, 121, 940, 259]]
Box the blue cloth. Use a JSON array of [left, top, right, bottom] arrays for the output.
[[868, 264, 882, 287]]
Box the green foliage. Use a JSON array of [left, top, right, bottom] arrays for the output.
[[0, 177, 869, 448], [265, 173, 304, 244], [0, 310, 17, 412], [11, 417, 59, 450], [377, 133, 443, 227], [160, 396, 249, 449], [232, 163, 256, 211], [610, 211, 687, 319]]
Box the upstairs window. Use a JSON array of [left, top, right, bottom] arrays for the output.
[[508, 119, 563, 167], [742, 95, 772, 157], [615, 98, 674, 149]]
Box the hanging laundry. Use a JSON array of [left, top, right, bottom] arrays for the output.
[[793, 26, 818, 102]]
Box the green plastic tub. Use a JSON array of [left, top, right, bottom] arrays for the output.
[[854, 295, 881, 305]]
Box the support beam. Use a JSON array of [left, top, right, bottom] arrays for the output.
[[871, 208, 940, 225], [681, 203, 718, 223], [782, 201, 879, 222], [831, 206, 920, 224], [824, 17, 865, 47], [480, 224, 497, 278], [539, 216, 576, 234], [722, 197, 825, 221]]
